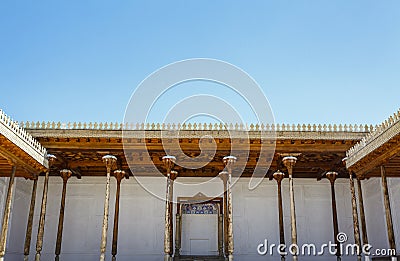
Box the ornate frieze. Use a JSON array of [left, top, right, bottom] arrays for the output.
[[182, 203, 218, 215]]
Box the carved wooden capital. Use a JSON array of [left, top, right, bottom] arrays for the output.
[[102, 155, 117, 173], [218, 171, 229, 184], [282, 156, 297, 174], [59, 169, 72, 182], [47, 154, 57, 166], [273, 170, 285, 183], [326, 171, 338, 184], [114, 170, 125, 182], [162, 155, 176, 174], [223, 155, 237, 173], [169, 170, 178, 181]]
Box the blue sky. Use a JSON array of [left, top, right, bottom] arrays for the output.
[[0, 1, 399, 125]]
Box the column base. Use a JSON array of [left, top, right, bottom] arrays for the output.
[[35, 253, 41, 261], [99, 253, 105, 261], [164, 254, 173, 261], [24, 255, 29, 261]]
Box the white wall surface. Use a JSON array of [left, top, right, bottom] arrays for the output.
[[0, 176, 397, 261]]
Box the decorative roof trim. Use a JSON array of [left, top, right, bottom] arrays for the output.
[[21, 121, 374, 133], [0, 110, 48, 167], [26, 128, 366, 141], [346, 108, 400, 168]]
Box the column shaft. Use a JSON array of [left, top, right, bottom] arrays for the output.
[[169, 182, 174, 254], [356, 179, 368, 246], [174, 210, 182, 257], [282, 156, 298, 261], [55, 172, 71, 261], [329, 180, 341, 260], [24, 178, 38, 261], [162, 156, 176, 261], [35, 171, 50, 261], [226, 173, 234, 260], [380, 166, 397, 254], [164, 176, 173, 260], [277, 180, 285, 247], [273, 171, 285, 261], [99, 171, 111, 261], [222, 155, 236, 261], [112, 171, 125, 261], [288, 173, 298, 260], [218, 212, 223, 257], [100, 155, 117, 261], [0, 166, 17, 260], [277, 180, 286, 261], [222, 176, 228, 257], [349, 173, 362, 261]]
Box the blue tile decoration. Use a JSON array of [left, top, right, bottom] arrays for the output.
[[182, 203, 218, 214]]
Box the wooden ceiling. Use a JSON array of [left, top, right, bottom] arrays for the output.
[[0, 135, 47, 179], [347, 132, 400, 178], [29, 130, 365, 180]]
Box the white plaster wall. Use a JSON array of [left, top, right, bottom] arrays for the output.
[[389, 178, 400, 252], [0, 176, 397, 261], [0, 177, 8, 231], [362, 177, 400, 255]]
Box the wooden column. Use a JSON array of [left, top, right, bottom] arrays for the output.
[[55, 169, 72, 261], [24, 177, 38, 261], [380, 166, 397, 259], [223, 155, 236, 261], [0, 165, 17, 261], [218, 211, 224, 257], [282, 156, 298, 261], [174, 204, 182, 257], [168, 171, 177, 256], [326, 172, 341, 261], [273, 170, 286, 261], [35, 154, 57, 261], [349, 172, 362, 261], [219, 171, 229, 258], [356, 178, 369, 261], [162, 155, 176, 261], [111, 170, 125, 261], [100, 155, 117, 261]]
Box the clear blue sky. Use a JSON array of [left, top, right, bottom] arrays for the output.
[[0, 1, 399, 125]]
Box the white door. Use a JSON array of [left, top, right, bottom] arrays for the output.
[[181, 214, 218, 256]]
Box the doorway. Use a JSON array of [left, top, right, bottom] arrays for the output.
[[176, 193, 223, 258]]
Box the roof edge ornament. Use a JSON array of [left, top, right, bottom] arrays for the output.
[[0, 109, 48, 167], [21, 121, 371, 133], [346, 108, 400, 168]]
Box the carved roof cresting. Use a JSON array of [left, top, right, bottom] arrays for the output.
[[0, 109, 48, 168], [21, 121, 374, 132], [346, 108, 400, 168]]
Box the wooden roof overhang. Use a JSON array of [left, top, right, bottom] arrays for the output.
[[27, 127, 366, 180], [0, 111, 48, 178], [346, 109, 400, 178]]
